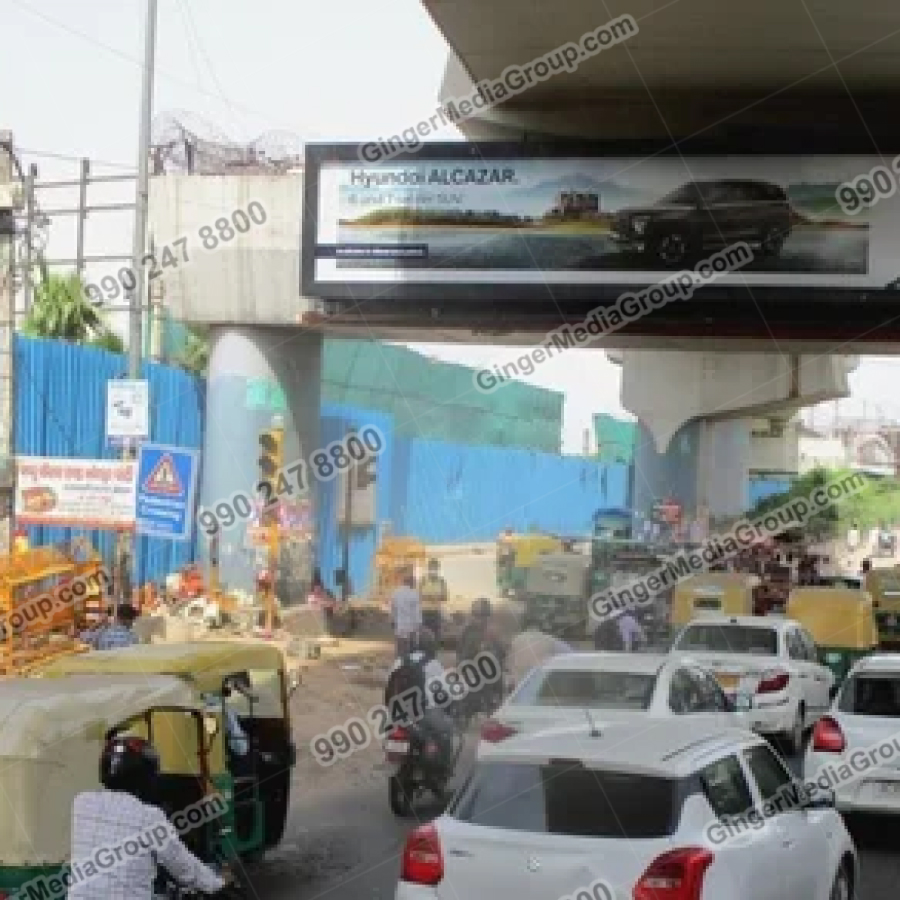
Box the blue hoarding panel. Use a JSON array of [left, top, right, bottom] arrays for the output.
[[136, 443, 198, 540]]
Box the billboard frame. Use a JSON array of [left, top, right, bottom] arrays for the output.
[[302, 137, 900, 306]]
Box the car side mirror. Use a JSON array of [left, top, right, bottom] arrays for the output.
[[804, 786, 835, 810]]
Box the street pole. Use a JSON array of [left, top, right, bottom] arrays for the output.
[[341, 429, 355, 603], [119, 0, 158, 603], [0, 136, 15, 555]]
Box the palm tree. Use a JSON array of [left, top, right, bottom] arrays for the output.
[[170, 324, 210, 376], [22, 271, 123, 351]]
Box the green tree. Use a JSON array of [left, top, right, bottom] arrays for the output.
[[22, 271, 123, 351], [170, 325, 209, 376]]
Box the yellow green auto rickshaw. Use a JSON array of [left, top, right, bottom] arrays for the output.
[[865, 567, 900, 650], [497, 533, 563, 599], [786, 587, 878, 685], [36, 641, 299, 858], [670, 573, 759, 631], [0, 673, 232, 898]]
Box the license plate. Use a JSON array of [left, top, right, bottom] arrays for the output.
[[385, 740, 409, 754], [716, 674, 739, 689], [877, 782, 900, 796]]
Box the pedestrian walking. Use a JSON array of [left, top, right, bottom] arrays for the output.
[[390, 571, 421, 657]]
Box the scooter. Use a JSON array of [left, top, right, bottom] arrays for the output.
[[385, 716, 465, 817]]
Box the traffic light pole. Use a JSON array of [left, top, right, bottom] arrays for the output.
[[258, 422, 283, 636], [341, 431, 355, 603]]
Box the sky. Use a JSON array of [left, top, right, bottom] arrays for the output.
[[3, 0, 900, 453]]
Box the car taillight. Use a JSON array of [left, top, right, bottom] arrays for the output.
[[812, 716, 846, 752], [756, 670, 790, 693], [480, 718, 518, 743], [401, 823, 443, 886], [385, 725, 411, 763], [634, 847, 713, 900]]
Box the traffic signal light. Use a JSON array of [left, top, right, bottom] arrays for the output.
[[258, 428, 284, 480], [258, 428, 284, 526], [356, 456, 377, 489]]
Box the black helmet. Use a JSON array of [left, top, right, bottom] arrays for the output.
[[471, 598, 492, 618], [417, 626, 437, 661], [100, 735, 160, 802]]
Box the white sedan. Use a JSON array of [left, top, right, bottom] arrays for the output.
[[479, 652, 750, 744], [395, 718, 856, 900], [804, 653, 900, 815], [670, 615, 834, 754]]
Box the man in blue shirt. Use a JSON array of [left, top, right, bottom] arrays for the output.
[[92, 604, 140, 650]]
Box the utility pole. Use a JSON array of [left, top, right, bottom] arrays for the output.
[[341, 430, 355, 603], [0, 133, 17, 555], [119, 0, 158, 601]]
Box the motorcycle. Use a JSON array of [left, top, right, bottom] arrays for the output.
[[384, 714, 465, 817], [154, 859, 248, 899]]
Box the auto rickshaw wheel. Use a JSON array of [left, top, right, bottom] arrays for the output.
[[389, 775, 414, 817]]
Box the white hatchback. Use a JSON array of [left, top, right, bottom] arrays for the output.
[[804, 653, 900, 815], [395, 719, 856, 900], [479, 652, 750, 744]]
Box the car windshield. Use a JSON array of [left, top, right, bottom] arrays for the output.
[[674, 623, 778, 655], [452, 761, 678, 838], [510, 668, 656, 709], [839, 674, 900, 717]]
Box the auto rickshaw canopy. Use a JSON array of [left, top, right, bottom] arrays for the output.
[[0, 674, 205, 867], [786, 587, 879, 650], [671, 573, 759, 626], [36, 641, 288, 717]]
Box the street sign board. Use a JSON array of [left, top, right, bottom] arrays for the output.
[[135, 443, 198, 540], [337, 455, 377, 526], [107, 380, 149, 442]]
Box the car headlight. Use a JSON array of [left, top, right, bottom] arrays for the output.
[[632, 217, 648, 235]]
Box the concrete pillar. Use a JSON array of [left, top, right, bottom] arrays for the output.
[[200, 326, 322, 595]]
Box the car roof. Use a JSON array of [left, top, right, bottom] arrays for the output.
[[680, 615, 788, 631], [542, 652, 669, 674], [850, 653, 900, 674], [477, 719, 762, 778]]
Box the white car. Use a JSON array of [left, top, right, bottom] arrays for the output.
[[670, 615, 834, 754], [804, 653, 900, 815], [395, 719, 856, 900], [479, 652, 750, 744]]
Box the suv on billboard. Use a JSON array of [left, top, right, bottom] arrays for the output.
[[612, 179, 793, 268]]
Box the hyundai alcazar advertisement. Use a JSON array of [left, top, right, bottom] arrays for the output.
[[304, 143, 900, 302]]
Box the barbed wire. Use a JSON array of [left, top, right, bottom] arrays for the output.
[[150, 111, 303, 175]]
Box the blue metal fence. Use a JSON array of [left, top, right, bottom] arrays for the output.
[[16, 346, 629, 597], [15, 336, 205, 586], [749, 477, 793, 507]]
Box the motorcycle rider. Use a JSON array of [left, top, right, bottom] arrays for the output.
[[69, 735, 227, 899], [385, 626, 455, 763], [456, 598, 506, 714]]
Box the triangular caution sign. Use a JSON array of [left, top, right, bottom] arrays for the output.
[[143, 453, 183, 495]]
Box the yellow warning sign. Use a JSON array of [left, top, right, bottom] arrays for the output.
[[143, 453, 183, 495]]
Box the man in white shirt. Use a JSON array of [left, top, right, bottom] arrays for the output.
[[616, 609, 648, 652], [66, 736, 225, 900], [390, 572, 421, 657]]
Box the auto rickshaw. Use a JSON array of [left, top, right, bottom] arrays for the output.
[[786, 587, 878, 684], [36, 641, 298, 857], [521, 551, 591, 637], [670, 573, 758, 631], [864, 567, 900, 649], [0, 673, 233, 897], [498, 533, 563, 599]]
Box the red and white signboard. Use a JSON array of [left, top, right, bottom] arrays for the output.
[[15, 456, 137, 529]]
